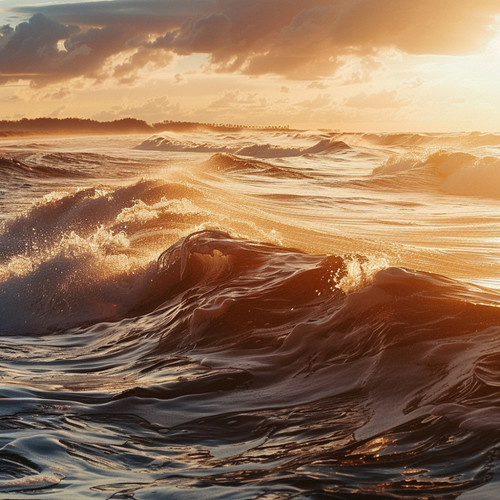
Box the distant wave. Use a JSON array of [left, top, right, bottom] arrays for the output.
[[335, 131, 500, 148], [205, 153, 311, 179], [0, 155, 85, 180], [40, 152, 114, 167], [372, 150, 500, 199], [234, 138, 350, 158], [135, 133, 350, 158], [0, 152, 118, 181], [135, 134, 233, 153]]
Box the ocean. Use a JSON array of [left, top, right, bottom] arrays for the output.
[[0, 129, 499, 498]]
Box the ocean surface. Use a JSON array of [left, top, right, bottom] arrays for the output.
[[0, 130, 499, 498]]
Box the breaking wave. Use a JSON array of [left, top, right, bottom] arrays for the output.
[[135, 133, 350, 158], [135, 134, 233, 153], [235, 138, 350, 158], [0, 152, 131, 183], [0, 155, 88, 180], [336, 131, 500, 148], [372, 150, 500, 199], [1, 131, 500, 497], [1, 228, 500, 497], [205, 153, 311, 179]]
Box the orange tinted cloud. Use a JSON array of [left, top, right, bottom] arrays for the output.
[[332, 0, 499, 54], [2, 0, 498, 84]]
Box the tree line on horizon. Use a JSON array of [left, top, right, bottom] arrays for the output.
[[0, 117, 291, 136]]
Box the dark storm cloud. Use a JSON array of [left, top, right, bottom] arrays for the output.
[[0, 14, 78, 80], [1, 0, 498, 84], [0, 12, 138, 84]]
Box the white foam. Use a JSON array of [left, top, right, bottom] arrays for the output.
[[337, 255, 390, 294], [0, 473, 64, 492]]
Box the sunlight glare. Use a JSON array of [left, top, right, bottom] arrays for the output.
[[485, 30, 500, 61]]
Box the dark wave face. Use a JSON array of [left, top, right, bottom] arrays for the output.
[[1, 229, 500, 498], [0, 155, 89, 184], [1, 132, 500, 498]]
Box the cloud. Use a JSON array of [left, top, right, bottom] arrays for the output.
[[345, 90, 408, 108], [0, 13, 78, 82], [43, 87, 71, 100], [296, 94, 332, 109], [112, 47, 173, 84], [404, 77, 425, 89], [331, 0, 499, 55], [340, 54, 383, 85], [448, 96, 466, 104], [0, 13, 136, 85], [49, 105, 66, 117], [207, 90, 261, 111], [153, 12, 233, 54], [1, 0, 498, 85], [92, 95, 180, 122], [307, 81, 329, 90], [188, 88, 293, 125]]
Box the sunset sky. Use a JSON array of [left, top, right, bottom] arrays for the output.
[[0, 0, 499, 131]]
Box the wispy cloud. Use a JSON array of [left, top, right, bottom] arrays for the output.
[[345, 89, 408, 109], [1, 0, 498, 85], [92, 95, 180, 122]]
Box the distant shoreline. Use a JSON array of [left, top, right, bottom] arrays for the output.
[[0, 119, 496, 139], [0, 117, 294, 139]]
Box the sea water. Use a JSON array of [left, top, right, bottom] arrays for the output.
[[0, 130, 499, 498]]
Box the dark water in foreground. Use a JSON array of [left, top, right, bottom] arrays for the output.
[[0, 131, 500, 498]]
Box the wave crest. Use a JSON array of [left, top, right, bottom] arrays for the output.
[[135, 133, 351, 158], [205, 153, 309, 179], [373, 149, 500, 199]]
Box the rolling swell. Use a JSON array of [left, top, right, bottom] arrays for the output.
[[335, 131, 500, 148], [205, 153, 311, 179], [135, 133, 351, 158], [234, 138, 350, 157], [0, 155, 86, 180], [96, 233, 500, 498], [0, 152, 138, 188], [1, 131, 500, 498], [371, 150, 500, 199], [135, 134, 233, 153], [2, 229, 500, 497]]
